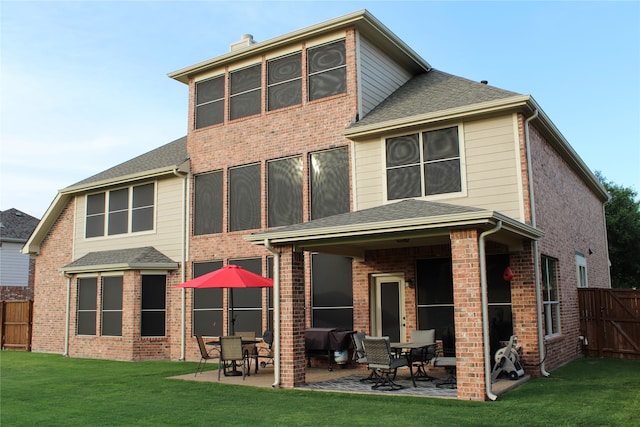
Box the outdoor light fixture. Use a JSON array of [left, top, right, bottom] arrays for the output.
[[405, 279, 414, 289]]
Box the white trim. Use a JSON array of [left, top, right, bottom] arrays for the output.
[[512, 113, 527, 222]]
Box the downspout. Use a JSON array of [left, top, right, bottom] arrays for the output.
[[63, 273, 71, 357], [264, 239, 280, 388], [174, 168, 188, 361], [480, 220, 502, 401], [524, 110, 550, 377]]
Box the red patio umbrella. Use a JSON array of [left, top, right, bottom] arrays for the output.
[[174, 264, 273, 335]]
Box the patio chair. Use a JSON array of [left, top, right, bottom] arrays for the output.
[[195, 334, 218, 376], [218, 336, 248, 381], [409, 329, 436, 381], [235, 331, 258, 374], [258, 330, 274, 368], [351, 332, 378, 382], [362, 336, 408, 390]]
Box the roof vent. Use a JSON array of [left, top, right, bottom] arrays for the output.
[[480, 80, 488, 85], [230, 34, 256, 52]]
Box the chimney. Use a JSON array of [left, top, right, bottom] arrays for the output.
[[230, 34, 256, 52]]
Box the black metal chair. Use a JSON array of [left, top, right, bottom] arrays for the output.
[[351, 331, 378, 382], [258, 330, 275, 368], [195, 335, 218, 376], [362, 336, 408, 390], [409, 329, 437, 381]]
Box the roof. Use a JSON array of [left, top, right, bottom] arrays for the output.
[[66, 136, 188, 190], [245, 199, 543, 258], [0, 209, 40, 243], [168, 9, 430, 84], [61, 247, 178, 274], [349, 69, 519, 130]]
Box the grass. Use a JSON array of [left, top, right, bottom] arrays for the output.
[[1, 352, 639, 426]]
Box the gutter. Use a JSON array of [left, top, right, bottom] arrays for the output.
[[63, 273, 71, 357], [524, 109, 550, 377], [264, 239, 281, 388], [174, 167, 189, 361], [480, 221, 502, 401]]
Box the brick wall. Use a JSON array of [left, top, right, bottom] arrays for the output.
[[529, 122, 610, 370], [31, 201, 75, 354]]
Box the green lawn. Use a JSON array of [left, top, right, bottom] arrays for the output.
[[1, 352, 639, 426]]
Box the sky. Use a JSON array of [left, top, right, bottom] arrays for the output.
[[1, 0, 639, 219]]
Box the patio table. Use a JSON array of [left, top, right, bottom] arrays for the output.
[[390, 342, 434, 387], [207, 338, 261, 376]]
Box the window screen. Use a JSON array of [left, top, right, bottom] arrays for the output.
[[77, 277, 97, 335], [193, 261, 223, 337], [194, 171, 223, 235], [268, 156, 303, 227], [229, 258, 263, 336], [102, 276, 123, 336], [132, 183, 154, 232], [195, 76, 224, 129], [308, 40, 346, 101], [230, 64, 261, 120], [311, 254, 353, 330], [141, 275, 166, 337], [310, 147, 350, 220], [86, 193, 105, 238], [229, 164, 261, 231], [108, 188, 129, 235], [268, 53, 302, 111]]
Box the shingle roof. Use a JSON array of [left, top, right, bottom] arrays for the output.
[[349, 69, 519, 129], [0, 209, 40, 242], [61, 246, 178, 273], [68, 136, 188, 188], [253, 199, 484, 235]]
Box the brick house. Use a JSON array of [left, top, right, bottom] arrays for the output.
[[24, 10, 610, 400]]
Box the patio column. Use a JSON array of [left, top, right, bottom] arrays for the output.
[[277, 247, 306, 388], [450, 229, 486, 401], [509, 242, 541, 373]]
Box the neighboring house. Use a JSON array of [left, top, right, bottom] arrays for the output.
[[1, 209, 39, 300], [24, 10, 610, 400]]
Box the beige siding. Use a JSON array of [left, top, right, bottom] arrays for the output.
[[73, 176, 185, 261], [358, 36, 412, 117], [353, 114, 524, 220]]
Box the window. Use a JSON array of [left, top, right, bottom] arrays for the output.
[[194, 171, 223, 235], [267, 156, 303, 227], [228, 258, 263, 336], [195, 76, 224, 129], [101, 276, 123, 336], [386, 126, 462, 200], [229, 64, 261, 120], [141, 275, 166, 337], [311, 254, 353, 330], [309, 147, 350, 220], [77, 277, 97, 335], [193, 261, 223, 337], [308, 40, 346, 101], [541, 256, 560, 336], [85, 183, 155, 238], [229, 164, 261, 231], [268, 53, 302, 111], [416, 258, 455, 355], [576, 252, 588, 288]]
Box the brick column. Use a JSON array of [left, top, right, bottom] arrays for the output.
[[509, 242, 541, 374], [450, 229, 486, 401], [278, 247, 306, 387]]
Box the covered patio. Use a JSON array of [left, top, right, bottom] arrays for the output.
[[244, 200, 544, 401]]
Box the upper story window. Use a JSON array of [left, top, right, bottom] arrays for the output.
[[228, 163, 261, 231], [308, 40, 346, 101], [194, 171, 223, 235], [229, 64, 262, 120], [195, 76, 224, 129], [85, 183, 155, 238], [310, 147, 350, 220], [268, 53, 302, 111], [385, 126, 462, 200], [267, 156, 303, 227]]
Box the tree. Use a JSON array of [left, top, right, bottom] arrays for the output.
[[596, 172, 640, 288]]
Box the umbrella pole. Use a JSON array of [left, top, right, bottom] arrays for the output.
[[230, 289, 235, 336]]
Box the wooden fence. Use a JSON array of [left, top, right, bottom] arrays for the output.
[[1, 300, 33, 351], [578, 288, 640, 359]]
